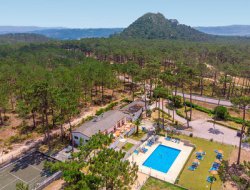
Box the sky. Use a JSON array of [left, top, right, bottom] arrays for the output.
[[0, 0, 250, 28]]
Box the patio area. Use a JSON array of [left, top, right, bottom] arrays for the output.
[[113, 123, 135, 138], [127, 136, 193, 183]]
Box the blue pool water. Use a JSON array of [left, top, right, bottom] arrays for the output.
[[143, 145, 181, 173]]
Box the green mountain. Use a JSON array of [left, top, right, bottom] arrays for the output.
[[118, 13, 211, 41], [0, 33, 51, 44]]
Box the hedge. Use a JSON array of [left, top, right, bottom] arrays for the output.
[[95, 102, 118, 116], [185, 101, 250, 127], [207, 120, 239, 131], [228, 116, 250, 127], [184, 101, 214, 114]]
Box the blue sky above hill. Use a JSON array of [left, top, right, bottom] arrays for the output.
[[1, 0, 250, 28]]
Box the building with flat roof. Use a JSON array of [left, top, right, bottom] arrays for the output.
[[72, 100, 146, 146], [72, 110, 129, 145], [120, 100, 146, 121]]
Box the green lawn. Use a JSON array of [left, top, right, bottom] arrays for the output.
[[123, 142, 134, 151], [142, 177, 187, 190], [130, 130, 146, 141], [173, 134, 235, 190]]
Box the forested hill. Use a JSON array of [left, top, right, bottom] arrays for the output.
[[117, 13, 212, 41], [0, 33, 51, 44]]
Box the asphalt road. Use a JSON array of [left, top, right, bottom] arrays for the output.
[[176, 92, 233, 107]]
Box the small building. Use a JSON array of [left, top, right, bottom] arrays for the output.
[[72, 110, 129, 146], [120, 100, 146, 122]]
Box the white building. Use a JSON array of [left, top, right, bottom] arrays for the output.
[[72, 110, 128, 146]]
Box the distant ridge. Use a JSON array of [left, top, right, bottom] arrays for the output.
[[34, 28, 123, 40], [0, 26, 123, 40], [0, 33, 51, 44], [117, 13, 211, 41], [0, 26, 63, 34], [195, 25, 250, 36]]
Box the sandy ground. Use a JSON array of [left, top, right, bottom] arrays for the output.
[[222, 149, 250, 190], [0, 113, 22, 141], [229, 148, 250, 164], [43, 179, 65, 190]]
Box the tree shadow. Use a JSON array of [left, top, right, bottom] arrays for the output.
[[208, 127, 224, 135]]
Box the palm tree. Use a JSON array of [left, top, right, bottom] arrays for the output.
[[134, 119, 141, 135], [231, 96, 250, 164]]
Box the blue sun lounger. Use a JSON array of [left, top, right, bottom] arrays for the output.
[[188, 164, 197, 171], [209, 162, 220, 171], [134, 150, 139, 154], [216, 154, 223, 160], [165, 136, 171, 141], [196, 154, 204, 160], [147, 141, 153, 147], [141, 147, 148, 153], [196, 151, 206, 156]]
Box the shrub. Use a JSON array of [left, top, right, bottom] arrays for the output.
[[146, 109, 152, 117], [95, 108, 105, 116], [121, 98, 132, 103], [214, 106, 229, 120], [171, 95, 183, 108], [95, 102, 118, 116]]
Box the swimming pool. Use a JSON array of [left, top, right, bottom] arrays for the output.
[[143, 145, 181, 173]]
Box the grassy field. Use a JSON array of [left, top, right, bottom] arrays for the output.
[[173, 134, 235, 190], [123, 142, 134, 151], [142, 177, 187, 190], [130, 130, 147, 141]]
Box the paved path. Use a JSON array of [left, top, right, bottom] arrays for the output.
[[149, 101, 250, 151], [131, 172, 149, 190], [127, 138, 140, 145], [150, 102, 187, 124], [176, 92, 233, 107], [182, 119, 250, 150]]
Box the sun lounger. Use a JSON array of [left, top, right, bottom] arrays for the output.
[[165, 136, 171, 141], [134, 150, 139, 154], [188, 165, 197, 171], [216, 154, 223, 160], [212, 162, 220, 167], [141, 147, 148, 153], [196, 151, 206, 156], [208, 162, 220, 171], [192, 162, 200, 166], [208, 167, 219, 172], [175, 139, 180, 144], [147, 141, 153, 147], [196, 155, 204, 160]]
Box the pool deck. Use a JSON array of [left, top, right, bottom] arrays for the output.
[[128, 136, 193, 183]]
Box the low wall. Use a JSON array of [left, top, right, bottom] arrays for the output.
[[35, 171, 62, 190]]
